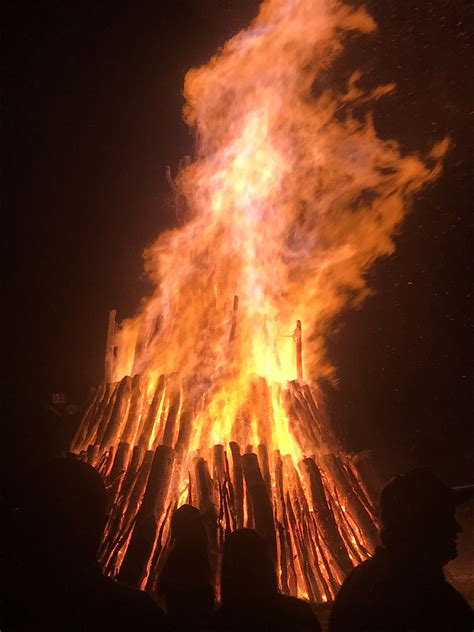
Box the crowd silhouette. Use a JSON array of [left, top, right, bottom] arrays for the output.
[[0, 457, 472, 631]]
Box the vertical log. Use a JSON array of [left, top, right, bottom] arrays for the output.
[[118, 445, 175, 587], [301, 457, 353, 576], [161, 389, 181, 447], [104, 309, 116, 383], [105, 442, 130, 513], [323, 454, 379, 552], [138, 375, 165, 449], [229, 442, 244, 528], [350, 450, 384, 512], [94, 383, 119, 446], [121, 374, 143, 445], [100, 376, 132, 450], [71, 385, 103, 452], [228, 295, 239, 345], [294, 320, 303, 382], [242, 452, 276, 564], [175, 409, 193, 452], [257, 444, 272, 495]]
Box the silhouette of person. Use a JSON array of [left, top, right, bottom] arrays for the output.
[[0, 456, 169, 631], [158, 504, 215, 630], [329, 468, 473, 632], [211, 528, 322, 632]]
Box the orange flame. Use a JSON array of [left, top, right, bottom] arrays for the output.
[[112, 0, 446, 456], [80, 0, 449, 600]]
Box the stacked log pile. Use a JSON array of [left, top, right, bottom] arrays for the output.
[[71, 362, 381, 601]]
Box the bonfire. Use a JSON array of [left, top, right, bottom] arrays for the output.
[[71, 0, 447, 602]]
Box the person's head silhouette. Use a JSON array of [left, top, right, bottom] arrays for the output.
[[170, 503, 208, 549], [379, 468, 462, 567], [221, 528, 277, 604], [17, 457, 107, 573]]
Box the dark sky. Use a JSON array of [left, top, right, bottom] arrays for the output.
[[4, 0, 473, 484]]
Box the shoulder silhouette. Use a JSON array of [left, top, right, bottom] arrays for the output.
[[329, 468, 473, 632], [158, 504, 215, 630], [1, 456, 168, 631], [212, 528, 322, 632]]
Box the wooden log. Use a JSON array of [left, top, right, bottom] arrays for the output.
[[100, 445, 143, 554], [94, 383, 119, 446], [100, 376, 132, 450], [282, 389, 312, 454], [228, 295, 239, 345], [276, 520, 290, 594], [350, 450, 384, 512], [242, 452, 277, 564], [161, 389, 181, 447], [273, 451, 298, 596], [291, 391, 321, 452], [138, 375, 165, 449], [285, 491, 317, 602], [102, 449, 155, 573], [118, 445, 175, 587], [257, 444, 272, 495], [120, 374, 143, 445], [81, 384, 110, 449], [109, 441, 131, 483], [195, 458, 219, 577], [229, 442, 244, 528], [71, 385, 104, 452], [104, 309, 116, 383], [213, 444, 225, 481], [294, 320, 303, 382], [104, 442, 130, 517], [174, 409, 192, 452], [301, 457, 353, 576], [283, 455, 322, 602], [323, 453, 379, 552]]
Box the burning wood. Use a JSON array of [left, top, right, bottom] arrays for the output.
[[73, 360, 381, 601], [71, 0, 446, 603]]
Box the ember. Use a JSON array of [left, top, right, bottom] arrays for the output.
[[71, 0, 447, 601]]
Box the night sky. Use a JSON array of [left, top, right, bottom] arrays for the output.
[[4, 1, 472, 487]]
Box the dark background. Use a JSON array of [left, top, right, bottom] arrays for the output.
[[3, 0, 472, 490]]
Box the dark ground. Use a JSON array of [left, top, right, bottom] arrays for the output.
[[3, 0, 473, 497]]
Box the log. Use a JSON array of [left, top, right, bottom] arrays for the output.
[[94, 383, 119, 446], [301, 457, 353, 576], [242, 452, 276, 564], [294, 320, 303, 382], [161, 389, 181, 447], [120, 374, 143, 445], [257, 444, 272, 495], [174, 409, 192, 452], [71, 385, 103, 452], [285, 491, 317, 602], [229, 442, 244, 528], [100, 376, 132, 450], [195, 457, 219, 576], [102, 449, 154, 573], [273, 451, 298, 595], [104, 309, 116, 383], [228, 295, 239, 344], [350, 450, 384, 512], [138, 375, 165, 449], [323, 453, 379, 552], [118, 445, 175, 586]]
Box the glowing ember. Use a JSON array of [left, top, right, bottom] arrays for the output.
[[72, 0, 447, 601]]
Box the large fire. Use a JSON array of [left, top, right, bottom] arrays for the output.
[[72, 0, 447, 601]]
